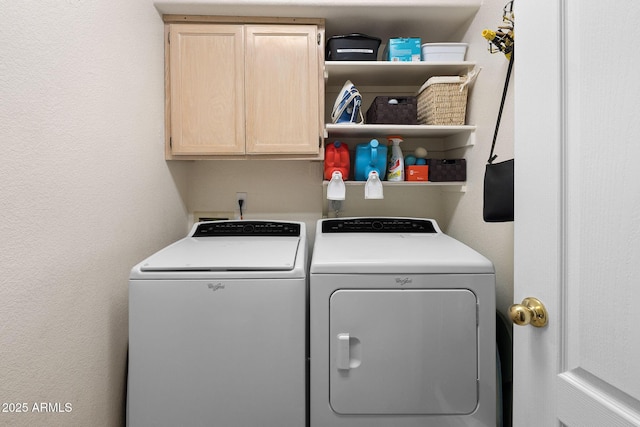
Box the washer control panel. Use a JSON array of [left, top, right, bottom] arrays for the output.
[[322, 218, 437, 233], [193, 221, 301, 237]]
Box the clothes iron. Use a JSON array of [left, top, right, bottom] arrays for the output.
[[331, 80, 364, 124]]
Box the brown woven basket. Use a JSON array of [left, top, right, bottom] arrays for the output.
[[417, 76, 468, 125], [366, 96, 417, 125]]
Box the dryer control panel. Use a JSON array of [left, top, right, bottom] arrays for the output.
[[322, 218, 437, 233], [193, 221, 301, 237]]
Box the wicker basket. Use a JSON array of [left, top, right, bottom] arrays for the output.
[[417, 76, 468, 125]]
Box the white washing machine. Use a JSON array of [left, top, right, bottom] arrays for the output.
[[128, 220, 307, 427], [310, 217, 496, 427]]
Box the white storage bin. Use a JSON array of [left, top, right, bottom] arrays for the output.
[[421, 43, 468, 61]]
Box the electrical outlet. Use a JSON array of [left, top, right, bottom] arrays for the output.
[[236, 192, 247, 211]]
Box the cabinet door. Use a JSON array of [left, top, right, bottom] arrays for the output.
[[245, 25, 321, 155], [169, 24, 245, 155]]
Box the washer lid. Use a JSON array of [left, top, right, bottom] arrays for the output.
[[139, 236, 301, 272], [139, 221, 303, 272]]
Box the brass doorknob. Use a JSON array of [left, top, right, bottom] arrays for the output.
[[509, 297, 548, 327]]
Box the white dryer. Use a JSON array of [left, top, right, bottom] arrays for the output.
[[128, 220, 307, 427], [309, 217, 496, 427]]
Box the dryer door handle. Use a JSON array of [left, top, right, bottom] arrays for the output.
[[336, 333, 351, 370]]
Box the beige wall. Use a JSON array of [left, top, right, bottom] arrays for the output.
[[0, 1, 188, 425], [0, 0, 513, 425]]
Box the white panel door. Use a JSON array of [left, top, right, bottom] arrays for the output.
[[514, 0, 640, 425]]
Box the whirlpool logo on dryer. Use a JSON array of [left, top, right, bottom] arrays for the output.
[[395, 277, 413, 286], [207, 283, 225, 291]]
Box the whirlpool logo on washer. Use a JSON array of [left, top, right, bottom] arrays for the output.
[[395, 277, 412, 286], [207, 283, 225, 291]]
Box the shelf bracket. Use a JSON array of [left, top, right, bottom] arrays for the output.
[[442, 184, 467, 193]]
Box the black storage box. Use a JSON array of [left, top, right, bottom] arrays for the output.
[[326, 33, 381, 61], [428, 159, 467, 182], [366, 96, 417, 124]]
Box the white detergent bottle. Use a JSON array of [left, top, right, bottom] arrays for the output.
[[386, 136, 405, 181]]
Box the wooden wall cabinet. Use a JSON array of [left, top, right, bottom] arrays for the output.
[[165, 17, 325, 159]]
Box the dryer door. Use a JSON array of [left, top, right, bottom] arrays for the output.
[[329, 289, 478, 415]]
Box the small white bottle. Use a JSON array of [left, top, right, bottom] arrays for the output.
[[386, 136, 405, 181]]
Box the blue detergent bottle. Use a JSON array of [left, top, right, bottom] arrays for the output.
[[354, 139, 387, 181]]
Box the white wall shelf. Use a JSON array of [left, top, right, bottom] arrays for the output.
[[324, 124, 476, 154], [324, 57, 474, 196], [325, 123, 475, 138], [325, 61, 477, 87], [155, 1, 482, 43], [323, 180, 466, 192]]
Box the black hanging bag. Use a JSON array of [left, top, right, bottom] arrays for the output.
[[483, 54, 514, 222]]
